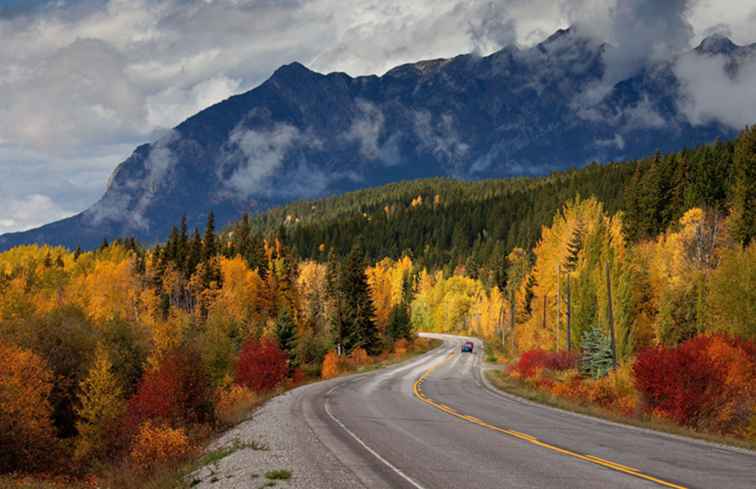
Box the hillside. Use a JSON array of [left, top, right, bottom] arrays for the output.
[[227, 132, 742, 278], [2, 28, 752, 251]]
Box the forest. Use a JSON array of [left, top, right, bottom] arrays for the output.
[[1, 127, 754, 484]]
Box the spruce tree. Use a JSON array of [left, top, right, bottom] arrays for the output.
[[186, 229, 203, 279], [276, 308, 298, 373], [565, 219, 584, 272], [339, 246, 380, 355], [580, 326, 614, 378], [387, 272, 414, 342], [202, 212, 221, 287]]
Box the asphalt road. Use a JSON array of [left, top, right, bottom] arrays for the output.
[[290, 334, 755, 489]]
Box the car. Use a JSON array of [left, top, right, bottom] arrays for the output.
[[461, 341, 474, 353]]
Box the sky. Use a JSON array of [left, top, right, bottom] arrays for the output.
[[1, 0, 755, 234]]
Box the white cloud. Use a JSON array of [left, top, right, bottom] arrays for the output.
[[413, 111, 470, 174], [344, 99, 402, 165], [222, 123, 307, 197], [0, 194, 73, 235], [0, 0, 754, 233]]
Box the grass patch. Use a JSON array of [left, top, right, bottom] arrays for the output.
[[485, 369, 756, 451], [264, 469, 292, 480], [198, 437, 268, 467]]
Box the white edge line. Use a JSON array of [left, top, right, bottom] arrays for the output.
[[324, 384, 429, 489]]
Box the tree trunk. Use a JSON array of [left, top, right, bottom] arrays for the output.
[[556, 264, 561, 351], [566, 275, 572, 352], [606, 261, 617, 368], [510, 287, 516, 354]]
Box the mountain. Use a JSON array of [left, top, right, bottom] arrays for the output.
[[1, 29, 752, 251]]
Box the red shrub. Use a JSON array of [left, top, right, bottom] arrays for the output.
[[235, 338, 288, 393], [511, 349, 578, 378], [633, 334, 756, 430], [128, 349, 213, 429], [543, 351, 579, 371]]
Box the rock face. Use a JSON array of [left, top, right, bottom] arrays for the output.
[[1, 29, 752, 250]]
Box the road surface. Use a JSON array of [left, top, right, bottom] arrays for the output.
[[286, 333, 754, 489]]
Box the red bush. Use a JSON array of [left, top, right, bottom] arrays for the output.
[[128, 349, 213, 429], [633, 334, 756, 430], [511, 349, 578, 378], [235, 338, 288, 393]]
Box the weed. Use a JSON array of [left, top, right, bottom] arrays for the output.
[[264, 469, 291, 481]]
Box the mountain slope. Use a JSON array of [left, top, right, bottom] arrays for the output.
[[1, 29, 751, 251]]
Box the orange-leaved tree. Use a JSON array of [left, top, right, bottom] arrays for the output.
[[0, 341, 57, 473]]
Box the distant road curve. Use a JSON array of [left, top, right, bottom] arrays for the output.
[[287, 333, 755, 489]]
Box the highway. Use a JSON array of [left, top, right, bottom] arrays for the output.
[[288, 334, 755, 489]]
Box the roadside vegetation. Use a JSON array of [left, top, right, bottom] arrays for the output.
[[1, 128, 754, 485]]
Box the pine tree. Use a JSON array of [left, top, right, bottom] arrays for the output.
[[565, 219, 584, 272], [203, 211, 217, 260], [202, 212, 221, 287], [339, 246, 380, 355], [387, 272, 414, 341], [276, 308, 298, 373], [186, 228, 202, 278], [730, 126, 756, 247]]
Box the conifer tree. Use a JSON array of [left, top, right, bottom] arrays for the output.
[[276, 308, 298, 373], [338, 246, 380, 355], [186, 228, 202, 278], [730, 126, 756, 247], [565, 219, 584, 272]]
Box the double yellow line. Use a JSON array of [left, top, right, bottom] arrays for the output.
[[412, 351, 688, 489]]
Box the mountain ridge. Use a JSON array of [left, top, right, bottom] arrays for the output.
[[1, 29, 752, 251]]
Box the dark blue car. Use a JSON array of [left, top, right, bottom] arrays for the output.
[[461, 341, 474, 353]]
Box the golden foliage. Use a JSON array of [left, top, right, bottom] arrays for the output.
[[321, 351, 342, 379], [129, 422, 192, 469], [214, 384, 258, 426], [75, 345, 126, 462]]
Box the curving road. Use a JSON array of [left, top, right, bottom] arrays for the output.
[[286, 334, 755, 489]]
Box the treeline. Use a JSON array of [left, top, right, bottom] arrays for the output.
[[237, 130, 752, 278], [0, 215, 418, 480]]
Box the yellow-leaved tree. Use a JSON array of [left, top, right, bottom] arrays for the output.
[[74, 344, 126, 463]]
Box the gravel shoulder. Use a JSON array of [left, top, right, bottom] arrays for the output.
[[189, 380, 366, 489]]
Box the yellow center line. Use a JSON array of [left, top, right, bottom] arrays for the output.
[[412, 352, 688, 489]]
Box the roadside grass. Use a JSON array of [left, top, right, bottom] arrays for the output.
[[197, 437, 269, 468], [485, 369, 756, 451], [264, 469, 292, 480]]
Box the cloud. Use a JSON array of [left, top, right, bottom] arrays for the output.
[[344, 100, 402, 165], [413, 111, 470, 174], [221, 123, 317, 198], [0, 194, 74, 235], [675, 50, 756, 129], [0, 0, 754, 233]]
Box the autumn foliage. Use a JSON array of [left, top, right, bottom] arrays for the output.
[[0, 341, 57, 472], [235, 338, 289, 393], [633, 334, 756, 431], [321, 351, 342, 379], [510, 349, 578, 378], [129, 422, 193, 470], [214, 384, 258, 426], [128, 349, 213, 429]]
